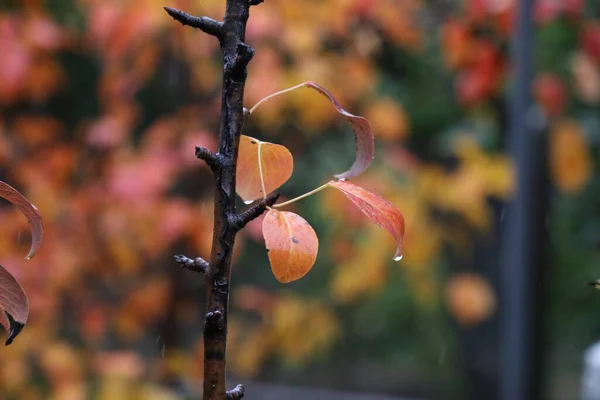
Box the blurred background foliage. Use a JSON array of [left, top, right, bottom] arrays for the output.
[[0, 0, 600, 399]]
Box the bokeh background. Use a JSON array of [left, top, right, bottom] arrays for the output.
[[0, 0, 599, 399]]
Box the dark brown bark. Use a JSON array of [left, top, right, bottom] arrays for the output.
[[165, 1, 272, 399]]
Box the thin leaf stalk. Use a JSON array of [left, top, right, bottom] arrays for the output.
[[247, 83, 306, 114], [273, 182, 331, 208]]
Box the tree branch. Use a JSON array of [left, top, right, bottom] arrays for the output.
[[226, 384, 245, 399], [249, 0, 264, 5], [174, 255, 209, 274], [225, 42, 255, 81], [232, 192, 280, 231], [195, 146, 221, 170], [200, 0, 252, 398], [164, 7, 224, 37]]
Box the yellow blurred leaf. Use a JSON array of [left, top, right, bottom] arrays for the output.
[[550, 119, 593, 194]]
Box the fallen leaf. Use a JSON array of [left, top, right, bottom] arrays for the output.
[[236, 135, 294, 203], [304, 82, 374, 179], [0, 265, 28, 345], [0, 181, 43, 259], [262, 209, 318, 283], [328, 180, 405, 260]]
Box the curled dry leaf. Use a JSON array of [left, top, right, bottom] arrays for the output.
[[328, 180, 405, 260], [262, 209, 319, 283], [304, 82, 374, 180], [0, 181, 43, 259], [236, 135, 294, 203], [0, 265, 28, 345]]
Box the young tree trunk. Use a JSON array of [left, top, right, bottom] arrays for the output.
[[202, 1, 251, 398], [167, 1, 274, 399]]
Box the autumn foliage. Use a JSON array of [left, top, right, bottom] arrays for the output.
[[0, 0, 598, 398]]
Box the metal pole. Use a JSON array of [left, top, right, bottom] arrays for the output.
[[499, 0, 548, 399]]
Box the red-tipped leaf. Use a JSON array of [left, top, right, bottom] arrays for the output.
[[328, 180, 405, 260], [0, 265, 28, 345], [0, 181, 43, 259], [304, 81, 374, 179], [262, 209, 319, 283]]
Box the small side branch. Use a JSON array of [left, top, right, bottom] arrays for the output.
[[196, 146, 221, 170], [174, 255, 209, 274], [249, 0, 264, 5], [226, 384, 245, 399], [164, 7, 224, 37], [226, 43, 255, 80], [232, 192, 280, 231]]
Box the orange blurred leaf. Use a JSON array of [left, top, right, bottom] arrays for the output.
[[550, 119, 593, 194], [0, 265, 28, 345], [0, 181, 43, 259], [236, 135, 293, 203], [328, 180, 405, 260], [262, 209, 318, 283], [446, 273, 496, 327]]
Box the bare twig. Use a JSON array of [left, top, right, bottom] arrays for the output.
[[195, 146, 221, 170], [164, 7, 224, 37], [174, 255, 209, 274], [226, 384, 245, 399], [232, 192, 280, 231]]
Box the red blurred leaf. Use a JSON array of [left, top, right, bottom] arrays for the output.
[[262, 209, 318, 283], [327, 180, 405, 260], [304, 82, 374, 179], [0, 181, 43, 259], [582, 23, 600, 64], [0, 264, 28, 345], [236, 135, 294, 203], [533, 73, 566, 117]]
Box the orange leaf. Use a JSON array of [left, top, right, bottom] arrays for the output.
[[0, 181, 43, 259], [0, 265, 28, 345], [236, 135, 293, 203], [328, 180, 405, 260], [304, 82, 374, 179], [262, 210, 318, 283]]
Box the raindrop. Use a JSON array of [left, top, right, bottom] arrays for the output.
[[500, 207, 506, 222], [162, 343, 166, 358], [393, 255, 403, 262], [244, 199, 254, 205], [337, 178, 347, 182], [156, 335, 161, 344]]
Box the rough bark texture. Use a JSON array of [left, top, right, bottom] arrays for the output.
[[203, 2, 251, 399], [166, 1, 274, 399]]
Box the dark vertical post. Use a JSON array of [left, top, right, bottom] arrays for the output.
[[499, 0, 548, 399]]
